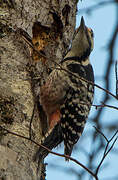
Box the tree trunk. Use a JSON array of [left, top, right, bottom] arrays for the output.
[[0, 0, 78, 179]]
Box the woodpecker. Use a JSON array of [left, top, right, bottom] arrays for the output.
[[34, 16, 94, 162]]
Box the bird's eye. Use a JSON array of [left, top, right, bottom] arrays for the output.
[[87, 28, 94, 38]]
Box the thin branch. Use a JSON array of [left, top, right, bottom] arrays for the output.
[[115, 61, 118, 98], [92, 103, 118, 111], [0, 125, 99, 180], [95, 137, 118, 175], [109, 130, 118, 142], [93, 126, 108, 142], [20, 30, 118, 101], [94, 127, 118, 175], [55, 67, 118, 101]]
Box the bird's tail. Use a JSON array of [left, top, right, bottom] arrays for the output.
[[64, 143, 73, 161]]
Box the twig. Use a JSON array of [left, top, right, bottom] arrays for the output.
[[93, 126, 108, 142], [94, 127, 118, 175], [20, 31, 118, 101], [109, 130, 118, 142], [55, 67, 118, 100], [96, 137, 117, 175], [115, 61, 118, 98], [0, 125, 99, 180], [93, 103, 118, 111]]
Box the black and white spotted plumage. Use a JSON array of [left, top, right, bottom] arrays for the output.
[[60, 62, 94, 158], [34, 16, 94, 162]]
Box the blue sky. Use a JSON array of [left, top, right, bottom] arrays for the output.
[[47, 1, 118, 180]]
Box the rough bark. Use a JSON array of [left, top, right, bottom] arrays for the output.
[[0, 0, 78, 179]]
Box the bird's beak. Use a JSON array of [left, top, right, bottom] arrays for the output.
[[79, 16, 85, 31]]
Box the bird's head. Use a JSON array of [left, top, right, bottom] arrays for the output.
[[71, 16, 94, 58]]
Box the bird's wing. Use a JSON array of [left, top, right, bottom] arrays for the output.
[[40, 68, 70, 129]]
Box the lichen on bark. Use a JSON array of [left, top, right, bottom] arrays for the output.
[[0, 0, 78, 179]]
